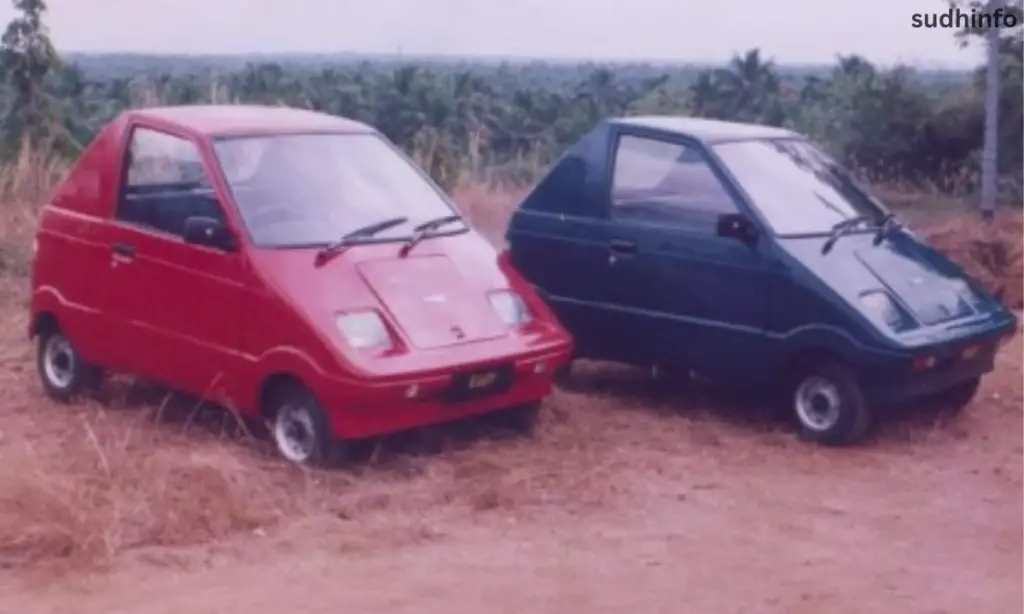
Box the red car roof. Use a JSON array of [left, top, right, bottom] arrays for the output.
[[129, 104, 375, 137]]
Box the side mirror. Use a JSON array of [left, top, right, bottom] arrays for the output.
[[717, 213, 759, 245], [183, 216, 236, 251]]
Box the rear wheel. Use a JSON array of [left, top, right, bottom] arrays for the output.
[[36, 327, 101, 402], [267, 384, 348, 467], [790, 362, 872, 445]]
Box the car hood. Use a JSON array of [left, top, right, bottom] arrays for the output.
[[249, 233, 512, 351], [355, 254, 508, 349], [782, 230, 1001, 327]]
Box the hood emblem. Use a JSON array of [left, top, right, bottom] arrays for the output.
[[450, 325, 466, 339], [423, 293, 447, 304]]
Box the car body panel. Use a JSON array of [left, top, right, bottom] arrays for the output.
[[505, 115, 1017, 404], [30, 106, 572, 440]]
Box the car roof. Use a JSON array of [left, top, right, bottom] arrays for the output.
[[610, 115, 797, 143], [129, 105, 376, 137]]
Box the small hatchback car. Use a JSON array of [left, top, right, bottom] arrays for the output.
[[30, 105, 572, 465], [505, 115, 1017, 445]]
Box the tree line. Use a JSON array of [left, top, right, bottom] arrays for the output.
[[0, 0, 1021, 200]]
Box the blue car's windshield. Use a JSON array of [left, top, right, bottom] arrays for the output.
[[712, 138, 885, 236], [213, 133, 455, 247]]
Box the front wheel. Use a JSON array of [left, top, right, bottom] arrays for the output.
[[267, 384, 348, 467], [790, 362, 872, 446]]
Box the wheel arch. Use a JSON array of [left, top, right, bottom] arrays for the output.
[[30, 311, 60, 339], [257, 371, 307, 418]]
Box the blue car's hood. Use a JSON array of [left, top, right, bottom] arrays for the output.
[[780, 230, 1003, 328], [852, 241, 974, 325]]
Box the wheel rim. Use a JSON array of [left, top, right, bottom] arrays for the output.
[[794, 376, 843, 432], [273, 403, 317, 463], [42, 334, 76, 390]]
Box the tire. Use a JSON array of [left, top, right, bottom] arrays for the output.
[[36, 327, 102, 402], [488, 401, 541, 436], [266, 384, 347, 467], [789, 362, 872, 446], [934, 377, 981, 413]]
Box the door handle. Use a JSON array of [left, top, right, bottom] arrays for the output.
[[110, 242, 135, 266], [111, 242, 136, 258], [608, 239, 637, 254]]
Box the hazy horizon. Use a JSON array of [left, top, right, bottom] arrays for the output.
[[0, 0, 990, 69]]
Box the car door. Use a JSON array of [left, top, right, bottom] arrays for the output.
[[601, 130, 777, 378], [104, 125, 247, 402], [506, 144, 634, 362]]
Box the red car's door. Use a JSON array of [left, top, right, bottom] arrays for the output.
[[104, 125, 247, 403]]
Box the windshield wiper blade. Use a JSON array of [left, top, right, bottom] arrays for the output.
[[314, 216, 408, 267], [871, 213, 903, 245], [821, 215, 869, 255], [398, 214, 466, 258], [412, 214, 463, 234]]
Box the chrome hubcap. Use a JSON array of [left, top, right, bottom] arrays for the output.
[[794, 377, 842, 431], [42, 335, 76, 390], [274, 403, 317, 463]]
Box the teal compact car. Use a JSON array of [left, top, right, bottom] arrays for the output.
[[504, 116, 1018, 445]]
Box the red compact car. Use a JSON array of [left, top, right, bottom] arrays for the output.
[[28, 105, 573, 466]]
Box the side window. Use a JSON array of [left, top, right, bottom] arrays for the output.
[[610, 134, 738, 230], [117, 128, 224, 237]]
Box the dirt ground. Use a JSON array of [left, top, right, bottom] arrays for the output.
[[0, 270, 1021, 614], [0, 187, 1021, 613]]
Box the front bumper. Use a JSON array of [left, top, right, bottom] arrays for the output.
[[862, 314, 1015, 405], [314, 346, 570, 439]]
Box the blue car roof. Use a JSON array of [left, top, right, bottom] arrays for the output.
[[610, 115, 797, 144]]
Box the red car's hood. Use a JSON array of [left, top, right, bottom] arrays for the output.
[[250, 233, 513, 351], [356, 255, 507, 348]]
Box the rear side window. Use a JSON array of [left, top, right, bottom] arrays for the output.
[[610, 134, 738, 231], [117, 128, 224, 237]]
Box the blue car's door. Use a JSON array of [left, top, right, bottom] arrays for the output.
[[506, 139, 637, 362], [601, 130, 779, 379]]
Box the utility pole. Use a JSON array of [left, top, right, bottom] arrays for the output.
[[979, 0, 1002, 221]]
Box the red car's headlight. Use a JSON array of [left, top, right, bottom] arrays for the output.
[[335, 310, 393, 350], [488, 290, 532, 326]]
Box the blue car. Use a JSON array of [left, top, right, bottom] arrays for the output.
[[504, 116, 1018, 445]]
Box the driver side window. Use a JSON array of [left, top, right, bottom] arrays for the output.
[[117, 127, 225, 238], [610, 134, 738, 232]]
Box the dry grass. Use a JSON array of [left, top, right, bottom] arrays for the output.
[[0, 147, 1021, 574]]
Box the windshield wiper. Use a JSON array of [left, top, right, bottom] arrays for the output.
[[871, 212, 903, 245], [821, 215, 870, 255], [314, 216, 408, 267], [398, 214, 466, 258]]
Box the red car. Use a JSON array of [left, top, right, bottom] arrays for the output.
[[28, 105, 572, 466]]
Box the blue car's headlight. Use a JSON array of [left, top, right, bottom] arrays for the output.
[[335, 310, 393, 350], [859, 291, 913, 331], [488, 290, 532, 326]]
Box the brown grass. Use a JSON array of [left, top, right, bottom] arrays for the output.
[[0, 146, 1021, 573]]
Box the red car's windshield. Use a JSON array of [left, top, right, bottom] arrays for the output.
[[213, 132, 455, 247]]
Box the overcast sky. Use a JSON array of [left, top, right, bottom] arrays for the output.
[[0, 0, 986, 67]]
